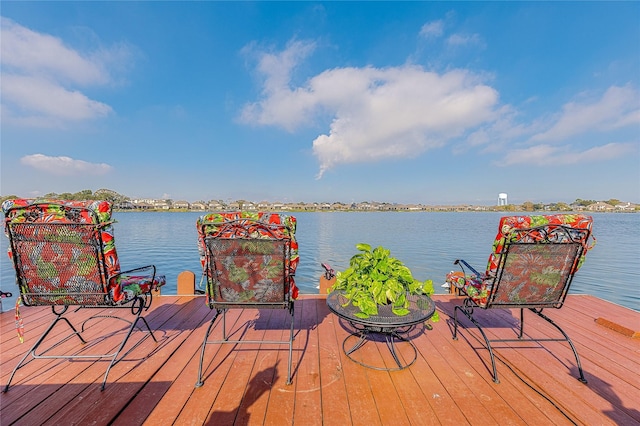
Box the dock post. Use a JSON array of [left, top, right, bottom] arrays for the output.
[[177, 271, 196, 295], [319, 276, 336, 297]]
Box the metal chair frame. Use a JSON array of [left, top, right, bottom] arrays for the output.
[[452, 224, 590, 384], [196, 219, 296, 387], [3, 209, 158, 392]]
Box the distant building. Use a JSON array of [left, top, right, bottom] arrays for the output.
[[191, 202, 207, 210], [173, 200, 190, 209], [498, 193, 508, 206], [586, 202, 614, 212]]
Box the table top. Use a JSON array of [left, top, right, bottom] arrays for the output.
[[326, 290, 436, 329]]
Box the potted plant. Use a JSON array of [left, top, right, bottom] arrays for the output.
[[328, 243, 439, 322]]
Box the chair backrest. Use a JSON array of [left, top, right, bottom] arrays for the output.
[[484, 214, 593, 309], [197, 212, 299, 308], [2, 199, 121, 306]]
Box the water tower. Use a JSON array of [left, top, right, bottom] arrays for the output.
[[498, 193, 508, 206]]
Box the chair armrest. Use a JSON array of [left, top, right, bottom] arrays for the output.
[[111, 265, 166, 295], [453, 259, 482, 278], [113, 264, 155, 281], [446, 260, 492, 307]]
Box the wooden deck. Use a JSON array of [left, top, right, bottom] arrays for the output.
[[1, 294, 638, 425]]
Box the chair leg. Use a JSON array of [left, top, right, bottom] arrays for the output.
[[531, 309, 588, 384], [286, 302, 294, 385], [5, 300, 157, 392], [453, 305, 500, 383], [452, 305, 460, 340], [518, 308, 525, 339], [4, 306, 85, 392], [222, 308, 229, 340], [453, 305, 587, 385], [195, 309, 221, 388], [99, 303, 157, 391], [195, 305, 296, 388]]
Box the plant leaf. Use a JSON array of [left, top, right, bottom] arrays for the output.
[[392, 307, 410, 316], [356, 243, 371, 253]]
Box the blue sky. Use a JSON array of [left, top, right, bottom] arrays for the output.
[[1, 2, 639, 205]]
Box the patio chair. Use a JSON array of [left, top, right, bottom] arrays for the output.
[[2, 199, 165, 391], [446, 214, 594, 384], [195, 212, 299, 387]]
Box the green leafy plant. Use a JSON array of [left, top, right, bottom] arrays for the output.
[[329, 243, 439, 322]]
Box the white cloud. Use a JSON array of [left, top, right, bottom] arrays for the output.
[[20, 154, 113, 175], [3, 74, 112, 121], [502, 142, 636, 166], [240, 39, 317, 131], [532, 85, 640, 142], [419, 20, 444, 39], [311, 67, 498, 177], [463, 105, 548, 154], [460, 84, 640, 167], [241, 36, 639, 179], [0, 17, 129, 127], [241, 41, 499, 177], [494, 85, 640, 167], [1, 17, 109, 85], [447, 33, 483, 47]]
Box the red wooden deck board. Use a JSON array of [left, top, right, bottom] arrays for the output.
[[329, 311, 383, 426], [437, 296, 640, 425], [110, 296, 212, 425], [292, 295, 322, 426], [314, 296, 352, 426], [0, 294, 638, 426], [175, 307, 260, 424], [235, 309, 287, 426], [37, 296, 201, 426]]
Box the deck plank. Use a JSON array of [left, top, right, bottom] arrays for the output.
[[425, 317, 549, 425], [37, 297, 200, 426], [433, 299, 577, 425], [329, 309, 383, 426], [438, 297, 639, 425], [292, 296, 323, 426], [235, 308, 287, 426], [176, 307, 260, 424], [206, 309, 270, 424], [112, 296, 212, 425], [314, 296, 354, 426], [1, 294, 639, 425]]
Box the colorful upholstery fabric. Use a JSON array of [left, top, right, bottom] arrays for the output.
[[2, 199, 165, 305], [197, 211, 299, 303], [446, 214, 594, 307]]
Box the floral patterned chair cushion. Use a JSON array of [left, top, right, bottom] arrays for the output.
[[2, 199, 165, 305], [446, 214, 594, 307], [197, 211, 299, 304]]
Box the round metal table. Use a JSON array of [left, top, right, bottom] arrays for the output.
[[326, 290, 436, 371]]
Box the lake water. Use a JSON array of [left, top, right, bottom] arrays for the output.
[[1, 211, 638, 312]]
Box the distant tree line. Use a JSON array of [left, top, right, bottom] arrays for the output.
[[0, 189, 130, 205], [0, 190, 632, 211]]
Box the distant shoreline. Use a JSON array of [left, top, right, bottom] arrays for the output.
[[4, 189, 636, 214], [114, 208, 638, 214]]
